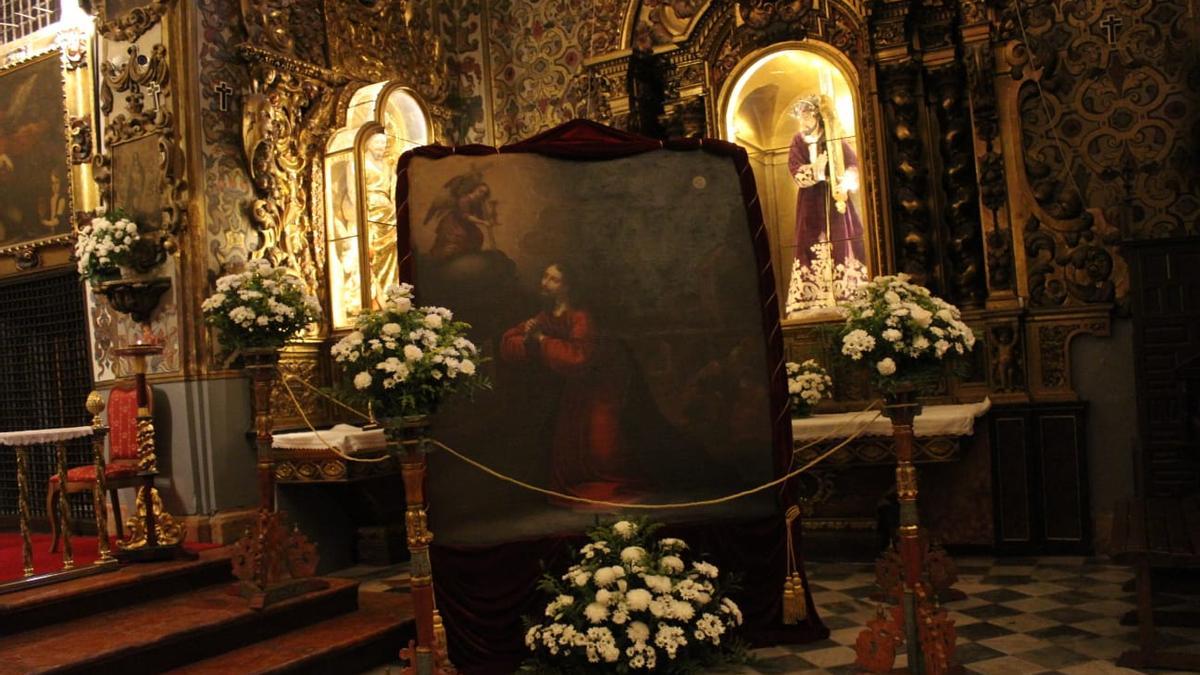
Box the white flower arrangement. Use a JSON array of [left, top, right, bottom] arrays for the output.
[[330, 282, 488, 419], [786, 359, 832, 417], [524, 520, 747, 672], [74, 213, 139, 285], [201, 259, 320, 351], [836, 274, 976, 390]]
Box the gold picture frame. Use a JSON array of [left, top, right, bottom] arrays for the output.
[[0, 50, 75, 258], [94, 0, 172, 42]]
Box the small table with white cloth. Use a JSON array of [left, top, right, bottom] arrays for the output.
[[270, 424, 393, 483]]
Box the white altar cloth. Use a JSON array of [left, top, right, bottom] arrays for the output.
[[271, 424, 387, 455], [792, 398, 991, 442], [0, 426, 93, 446]]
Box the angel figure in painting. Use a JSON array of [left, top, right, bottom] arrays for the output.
[[425, 170, 498, 261]]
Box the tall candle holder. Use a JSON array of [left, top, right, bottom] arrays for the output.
[[855, 385, 958, 674], [386, 415, 456, 675], [96, 276, 193, 562], [229, 347, 324, 609]]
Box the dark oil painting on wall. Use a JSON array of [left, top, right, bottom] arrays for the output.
[[0, 51, 71, 248], [405, 146, 780, 546]]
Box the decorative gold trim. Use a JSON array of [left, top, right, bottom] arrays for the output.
[[0, 48, 76, 265], [95, 0, 172, 43]]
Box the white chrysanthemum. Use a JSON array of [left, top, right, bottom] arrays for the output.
[[626, 621, 650, 643], [584, 602, 608, 624], [642, 574, 672, 594], [660, 555, 684, 574], [877, 358, 897, 376], [594, 567, 617, 587], [625, 588, 652, 611], [612, 521, 637, 538], [654, 624, 687, 659], [620, 546, 647, 564], [403, 344, 423, 361]]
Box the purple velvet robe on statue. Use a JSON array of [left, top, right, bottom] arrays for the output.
[[787, 132, 865, 267]]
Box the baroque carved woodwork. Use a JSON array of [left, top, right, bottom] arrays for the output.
[[325, 0, 449, 106], [995, 0, 1196, 309], [878, 63, 936, 290], [927, 62, 986, 307], [238, 43, 343, 300], [1026, 310, 1110, 400], [96, 43, 187, 244], [95, 0, 172, 42], [69, 116, 93, 164]]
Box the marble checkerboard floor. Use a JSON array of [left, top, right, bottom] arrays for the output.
[[342, 556, 1200, 674]]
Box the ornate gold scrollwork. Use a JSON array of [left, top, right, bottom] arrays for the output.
[[95, 0, 172, 43], [95, 43, 188, 243], [122, 487, 185, 548], [324, 0, 448, 102], [238, 45, 342, 301]]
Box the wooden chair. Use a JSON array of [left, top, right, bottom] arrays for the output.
[[1110, 496, 1200, 672], [47, 380, 148, 552]]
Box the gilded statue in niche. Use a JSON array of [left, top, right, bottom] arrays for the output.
[[725, 48, 870, 319], [364, 130, 400, 307]]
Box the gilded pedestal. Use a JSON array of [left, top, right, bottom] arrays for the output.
[[112, 341, 191, 562]]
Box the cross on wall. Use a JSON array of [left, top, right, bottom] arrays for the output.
[[144, 81, 163, 111], [1100, 13, 1123, 44], [213, 81, 235, 112]]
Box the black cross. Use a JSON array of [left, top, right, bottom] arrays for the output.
[[1100, 14, 1123, 44], [145, 81, 163, 111], [214, 81, 234, 112]]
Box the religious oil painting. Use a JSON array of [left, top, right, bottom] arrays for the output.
[[0, 51, 72, 249], [406, 148, 779, 546], [109, 134, 161, 229], [725, 48, 871, 319]]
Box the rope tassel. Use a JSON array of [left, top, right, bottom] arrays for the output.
[[783, 507, 808, 624]]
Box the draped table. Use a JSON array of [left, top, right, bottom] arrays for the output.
[[0, 423, 117, 592]]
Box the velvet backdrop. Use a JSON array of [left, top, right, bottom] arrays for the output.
[[396, 120, 828, 671]]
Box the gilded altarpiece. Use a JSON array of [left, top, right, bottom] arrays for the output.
[[87, 23, 187, 380]]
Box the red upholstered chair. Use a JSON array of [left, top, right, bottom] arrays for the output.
[[48, 379, 147, 552]]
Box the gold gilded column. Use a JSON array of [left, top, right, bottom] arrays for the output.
[[88, 391, 115, 564], [16, 447, 33, 577]]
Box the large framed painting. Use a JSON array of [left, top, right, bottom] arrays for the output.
[[0, 51, 72, 253], [399, 121, 823, 667]]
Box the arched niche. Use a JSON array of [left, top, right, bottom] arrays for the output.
[[324, 82, 431, 329], [719, 44, 876, 321]]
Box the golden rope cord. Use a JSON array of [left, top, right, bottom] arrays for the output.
[[276, 369, 884, 508]]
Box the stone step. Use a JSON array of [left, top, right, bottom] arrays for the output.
[[0, 577, 359, 674], [0, 548, 234, 636], [165, 592, 415, 675]]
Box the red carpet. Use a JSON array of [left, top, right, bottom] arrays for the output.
[[0, 532, 217, 583]]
